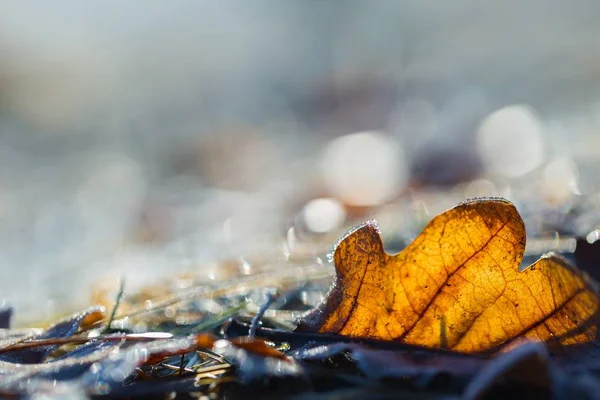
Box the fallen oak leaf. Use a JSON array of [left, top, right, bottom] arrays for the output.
[[296, 198, 600, 353]]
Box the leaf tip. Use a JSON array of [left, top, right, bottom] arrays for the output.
[[459, 196, 514, 207], [327, 219, 381, 263], [543, 252, 600, 293], [531, 251, 584, 274]]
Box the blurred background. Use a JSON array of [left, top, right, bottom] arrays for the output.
[[2, 1, 600, 324]]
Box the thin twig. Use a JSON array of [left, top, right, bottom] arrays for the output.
[[249, 292, 280, 338], [103, 278, 126, 334], [193, 363, 232, 375], [197, 348, 228, 364], [0, 333, 171, 354], [187, 303, 248, 334], [158, 362, 196, 374], [179, 354, 185, 375]]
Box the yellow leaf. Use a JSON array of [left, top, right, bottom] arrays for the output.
[[296, 199, 599, 353]]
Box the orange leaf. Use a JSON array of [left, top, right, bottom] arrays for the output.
[[230, 337, 288, 360], [296, 198, 600, 353]]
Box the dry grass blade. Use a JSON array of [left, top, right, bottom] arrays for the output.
[[87, 264, 332, 331]]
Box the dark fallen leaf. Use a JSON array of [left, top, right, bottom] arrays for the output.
[[293, 341, 482, 391], [0, 307, 104, 363], [79, 336, 197, 396], [555, 371, 600, 400], [463, 342, 551, 400], [0, 340, 117, 393], [292, 340, 563, 398], [225, 318, 479, 354]]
